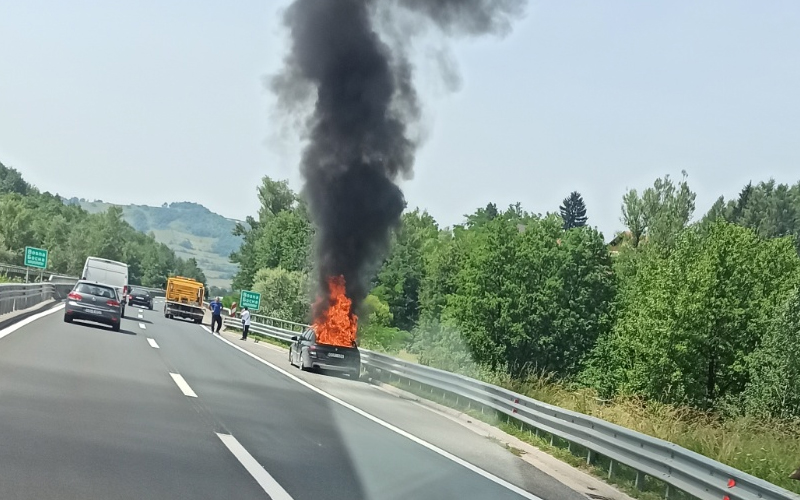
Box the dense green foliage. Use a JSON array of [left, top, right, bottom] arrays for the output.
[[586, 221, 799, 408], [743, 286, 800, 419], [0, 162, 206, 287], [448, 210, 614, 377], [230, 177, 312, 292], [231, 173, 800, 423], [250, 267, 310, 323], [371, 210, 439, 331]]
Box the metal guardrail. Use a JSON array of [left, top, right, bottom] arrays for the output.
[[220, 312, 799, 500], [0, 283, 75, 316]]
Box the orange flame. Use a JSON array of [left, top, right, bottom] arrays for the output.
[[312, 275, 358, 347]]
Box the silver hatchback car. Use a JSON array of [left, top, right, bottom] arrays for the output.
[[64, 281, 122, 332]]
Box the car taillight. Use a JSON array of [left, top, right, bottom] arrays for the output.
[[308, 345, 316, 351], [107, 300, 120, 307], [68, 292, 82, 301]]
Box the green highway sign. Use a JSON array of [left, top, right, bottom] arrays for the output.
[[24, 246, 48, 269], [239, 290, 261, 310]]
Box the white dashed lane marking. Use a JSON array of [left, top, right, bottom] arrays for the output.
[[169, 373, 197, 398], [147, 338, 159, 349], [216, 433, 294, 500], [139, 323, 146, 330]]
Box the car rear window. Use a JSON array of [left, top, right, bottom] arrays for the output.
[[75, 283, 116, 299]]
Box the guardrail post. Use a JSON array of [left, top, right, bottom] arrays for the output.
[[608, 459, 615, 479], [635, 470, 646, 490], [586, 449, 595, 465], [664, 484, 670, 500]]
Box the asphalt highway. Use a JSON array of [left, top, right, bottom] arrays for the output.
[[0, 299, 587, 500]]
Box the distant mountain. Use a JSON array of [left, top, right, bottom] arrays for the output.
[[65, 198, 242, 288]]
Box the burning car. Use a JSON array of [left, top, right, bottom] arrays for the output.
[[289, 327, 361, 379], [290, 276, 361, 378]]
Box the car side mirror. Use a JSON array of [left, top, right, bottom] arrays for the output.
[[291, 336, 298, 341]]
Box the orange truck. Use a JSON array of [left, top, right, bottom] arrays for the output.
[[164, 276, 205, 323]]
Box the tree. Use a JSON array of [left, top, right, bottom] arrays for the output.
[[372, 210, 439, 331], [620, 172, 696, 251], [257, 177, 296, 223], [559, 191, 588, 230], [465, 202, 499, 229], [250, 267, 310, 323], [417, 227, 465, 322], [621, 189, 646, 248], [448, 210, 614, 377], [585, 221, 799, 407], [230, 176, 312, 290], [744, 286, 800, 419], [357, 294, 408, 352], [253, 210, 313, 273], [0, 162, 33, 196]]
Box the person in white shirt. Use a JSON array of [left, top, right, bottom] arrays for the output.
[[240, 307, 251, 340]]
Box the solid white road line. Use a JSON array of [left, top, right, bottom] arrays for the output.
[[216, 433, 294, 500], [169, 372, 197, 398], [0, 303, 65, 341], [201, 325, 542, 500], [138, 322, 146, 330], [147, 338, 159, 349]]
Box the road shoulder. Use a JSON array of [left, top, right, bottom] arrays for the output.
[[217, 328, 633, 500]]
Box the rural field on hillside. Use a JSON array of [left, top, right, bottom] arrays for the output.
[[77, 200, 240, 288]]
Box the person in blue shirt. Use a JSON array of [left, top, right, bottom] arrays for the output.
[[209, 297, 223, 334]]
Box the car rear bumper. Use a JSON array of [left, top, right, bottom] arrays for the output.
[[312, 363, 359, 373], [64, 303, 120, 326], [310, 358, 360, 373], [129, 299, 151, 306]]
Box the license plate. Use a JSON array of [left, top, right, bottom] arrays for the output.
[[328, 353, 344, 359], [85, 309, 102, 315]]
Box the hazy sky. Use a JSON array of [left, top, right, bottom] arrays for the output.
[[1, 1, 799, 239]]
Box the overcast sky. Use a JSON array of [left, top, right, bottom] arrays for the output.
[[1, 1, 799, 239]]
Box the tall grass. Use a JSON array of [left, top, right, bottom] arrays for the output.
[[473, 369, 800, 493], [381, 333, 800, 492]]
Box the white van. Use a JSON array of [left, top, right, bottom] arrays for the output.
[[82, 257, 130, 317]]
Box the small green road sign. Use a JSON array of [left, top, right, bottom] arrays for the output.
[[24, 246, 48, 269], [239, 290, 261, 310]]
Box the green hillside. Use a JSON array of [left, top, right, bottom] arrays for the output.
[[69, 199, 241, 289]]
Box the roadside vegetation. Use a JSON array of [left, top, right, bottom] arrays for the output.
[[0, 161, 207, 287], [227, 172, 800, 493]]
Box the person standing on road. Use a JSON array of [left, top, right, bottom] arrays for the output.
[[209, 297, 223, 334], [240, 307, 251, 340]]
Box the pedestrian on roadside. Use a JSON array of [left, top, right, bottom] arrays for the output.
[[209, 297, 223, 334], [240, 307, 251, 341]]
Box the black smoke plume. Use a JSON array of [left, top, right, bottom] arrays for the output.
[[271, 0, 525, 317]]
